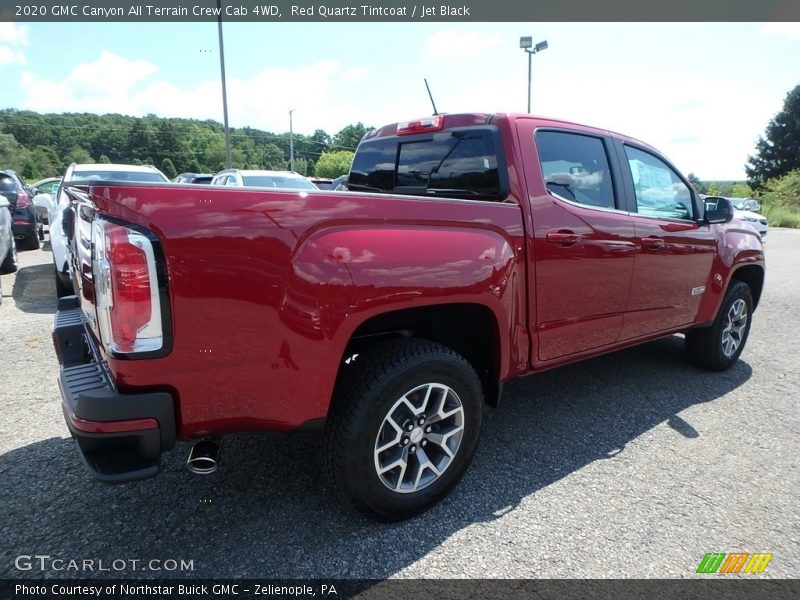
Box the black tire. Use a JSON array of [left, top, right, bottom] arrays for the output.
[[19, 233, 40, 251], [0, 239, 17, 274], [55, 267, 73, 298], [685, 280, 753, 371], [324, 338, 483, 521]]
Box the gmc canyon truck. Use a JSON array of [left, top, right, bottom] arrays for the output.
[[52, 113, 764, 520]]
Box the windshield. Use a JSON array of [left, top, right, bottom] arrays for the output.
[[69, 170, 168, 183], [241, 176, 317, 190], [729, 198, 745, 210]]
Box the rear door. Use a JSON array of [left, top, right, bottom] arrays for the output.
[[517, 121, 637, 362], [612, 140, 716, 339]]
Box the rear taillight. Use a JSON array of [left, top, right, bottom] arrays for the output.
[[93, 220, 163, 354], [16, 192, 30, 208], [397, 116, 444, 135]]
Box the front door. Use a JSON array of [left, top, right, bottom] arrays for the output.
[[614, 142, 716, 340], [518, 123, 637, 362]]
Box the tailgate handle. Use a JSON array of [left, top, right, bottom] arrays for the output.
[[642, 237, 665, 249], [546, 231, 581, 246]]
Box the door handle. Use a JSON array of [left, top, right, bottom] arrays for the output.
[[546, 231, 581, 246], [642, 237, 665, 249]]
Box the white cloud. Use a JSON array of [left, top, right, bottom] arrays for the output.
[[759, 22, 800, 39], [18, 51, 371, 136], [425, 30, 501, 58], [0, 23, 29, 66]]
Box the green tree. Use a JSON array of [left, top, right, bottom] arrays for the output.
[[63, 147, 93, 167], [0, 132, 26, 171], [746, 84, 800, 189], [99, 154, 112, 164], [161, 158, 177, 179], [332, 123, 370, 151], [27, 146, 60, 177], [730, 182, 753, 198], [315, 150, 354, 178], [686, 173, 706, 194], [261, 143, 286, 170]]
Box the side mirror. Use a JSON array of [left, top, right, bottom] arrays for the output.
[[33, 193, 54, 211], [704, 197, 734, 225]]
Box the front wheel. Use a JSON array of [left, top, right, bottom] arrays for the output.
[[685, 280, 753, 371], [324, 339, 483, 521]]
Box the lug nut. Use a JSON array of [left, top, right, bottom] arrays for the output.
[[418, 417, 426, 425], [406, 423, 414, 432], [425, 426, 431, 433], [421, 440, 427, 447], [401, 437, 409, 446], [410, 445, 416, 453]]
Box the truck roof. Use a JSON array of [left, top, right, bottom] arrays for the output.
[[363, 112, 658, 154]]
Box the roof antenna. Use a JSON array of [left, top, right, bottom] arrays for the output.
[[424, 78, 439, 116]]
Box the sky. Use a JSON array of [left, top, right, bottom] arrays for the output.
[[1, 21, 799, 179]]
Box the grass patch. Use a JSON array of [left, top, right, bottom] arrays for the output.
[[763, 205, 800, 228]]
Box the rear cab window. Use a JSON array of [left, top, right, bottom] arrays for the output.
[[349, 126, 507, 201]]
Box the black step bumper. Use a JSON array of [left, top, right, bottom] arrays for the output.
[[54, 296, 175, 483]]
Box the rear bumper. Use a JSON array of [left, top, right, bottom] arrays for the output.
[[53, 296, 175, 483]]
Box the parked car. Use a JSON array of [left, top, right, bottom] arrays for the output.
[[35, 163, 168, 297], [211, 169, 319, 190], [0, 170, 38, 250], [173, 173, 214, 184], [706, 196, 768, 239], [51, 112, 764, 520], [308, 177, 334, 189], [330, 174, 348, 191], [30, 176, 62, 239], [0, 194, 18, 303]]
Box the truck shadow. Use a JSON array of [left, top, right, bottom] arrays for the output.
[[0, 338, 751, 579], [11, 263, 58, 314]]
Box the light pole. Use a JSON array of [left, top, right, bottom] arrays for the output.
[[288, 109, 295, 172], [217, 0, 232, 169], [520, 36, 548, 114]]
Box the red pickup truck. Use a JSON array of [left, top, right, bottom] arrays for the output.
[[53, 113, 764, 520]]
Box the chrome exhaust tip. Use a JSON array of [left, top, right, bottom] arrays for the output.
[[186, 439, 220, 475]]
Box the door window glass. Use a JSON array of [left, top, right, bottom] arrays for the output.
[[536, 131, 616, 209], [624, 146, 694, 220]]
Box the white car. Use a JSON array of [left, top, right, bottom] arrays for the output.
[[34, 163, 168, 297], [210, 169, 319, 190], [734, 208, 769, 239], [0, 195, 19, 303], [703, 196, 769, 240]]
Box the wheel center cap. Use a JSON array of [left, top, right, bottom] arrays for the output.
[[410, 427, 424, 444]]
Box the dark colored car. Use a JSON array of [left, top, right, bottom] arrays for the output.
[[308, 177, 334, 189], [0, 170, 38, 250], [173, 173, 214, 184]]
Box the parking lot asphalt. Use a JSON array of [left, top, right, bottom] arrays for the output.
[[1, 230, 798, 580]]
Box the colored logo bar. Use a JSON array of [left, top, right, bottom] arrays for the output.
[[697, 552, 773, 574]]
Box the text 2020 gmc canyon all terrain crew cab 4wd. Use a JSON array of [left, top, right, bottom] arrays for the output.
[[52, 113, 764, 520]]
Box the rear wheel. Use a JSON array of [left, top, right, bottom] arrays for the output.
[[324, 338, 483, 521], [685, 280, 753, 371], [20, 233, 40, 251]]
